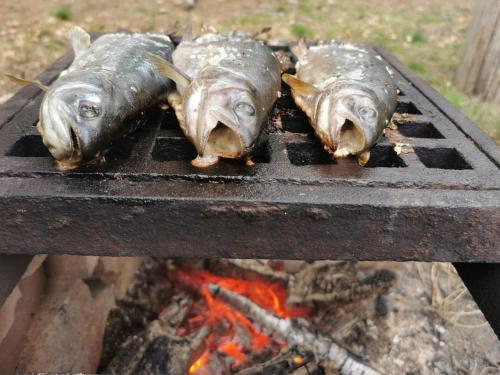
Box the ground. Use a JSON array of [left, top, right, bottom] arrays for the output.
[[0, 0, 498, 140]]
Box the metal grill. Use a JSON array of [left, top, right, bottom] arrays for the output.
[[0, 42, 498, 260], [0, 41, 499, 333]]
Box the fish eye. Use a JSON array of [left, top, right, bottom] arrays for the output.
[[234, 102, 256, 117], [358, 106, 377, 120], [78, 101, 101, 119]]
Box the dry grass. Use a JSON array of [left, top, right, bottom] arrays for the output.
[[416, 263, 487, 329]]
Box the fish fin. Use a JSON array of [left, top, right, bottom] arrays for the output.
[[357, 150, 370, 167], [167, 90, 187, 132], [252, 26, 272, 39], [282, 74, 319, 120], [147, 53, 191, 89], [69, 26, 91, 58], [4, 73, 49, 92], [192, 155, 220, 168], [183, 25, 194, 42], [291, 38, 308, 61], [282, 74, 319, 97], [274, 50, 292, 72]]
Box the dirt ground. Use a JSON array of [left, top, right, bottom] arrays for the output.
[[0, 0, 498, 140]]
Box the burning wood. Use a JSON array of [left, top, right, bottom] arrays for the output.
[[104, 293, 209, 375], [208, 283, 381, 375], [210, 259, 291, 282], [234, 347, 315, 375], [175, 268, 309, 373]]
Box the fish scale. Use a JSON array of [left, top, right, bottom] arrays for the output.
[[284, 41, 398, 166], [37, 28, 174, 170], [151, 32, 282, 167]]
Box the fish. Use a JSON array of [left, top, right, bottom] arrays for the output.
[[149, 31, 282, 167], [7, 26, 174, 170], [282, 40, 398, 166]]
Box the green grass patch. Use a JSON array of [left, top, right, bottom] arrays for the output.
[[409, 62, 426, 74], [407, 29, 426, 43], [136, 6, 150, 16], [54, 5, 73, 21], [371, 33, 394, 49], [273, 3, 288, 13], [234, 13, 273, 27], [290, 23, 314, 38], [298, 0, 315, 14], [419, 12, 452, 24]]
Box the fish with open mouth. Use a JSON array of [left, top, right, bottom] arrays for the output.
[[7, 26, 174, 170], [148, 31, 282, 167], [282, 40, 397, 166]]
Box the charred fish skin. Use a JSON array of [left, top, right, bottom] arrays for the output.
[[150, 32, 281, 167], [283, 41, 397, 166], [38, 27, 174, 170]]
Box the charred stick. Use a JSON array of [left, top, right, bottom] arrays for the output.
[[235, 347, 315, 375], [104, 293, 209, 375], [208, 284, 380, 375]]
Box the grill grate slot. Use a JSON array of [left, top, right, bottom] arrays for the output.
[[395, 101, 422, 115], [6, 135, 51, 157], [415, 147, 472, 170], [152, 137, 197, 161], [395, 120, 444, 139], [365, 145, 407, 168], [286, 140, 337, 166]]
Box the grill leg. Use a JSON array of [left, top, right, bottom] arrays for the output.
[[454, 263, 500, 339], [0, 254, 33, 307]]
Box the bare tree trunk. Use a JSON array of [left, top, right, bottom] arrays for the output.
[[455, 0, 500, 104]]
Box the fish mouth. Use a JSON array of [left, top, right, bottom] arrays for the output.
[[193, 121, 245, 168], [55, 125, 84, 171], [38, 99, 84, 170], [331, 116, 367, 158], [193, 108, 246, 168], [205, 121, 244, 158]]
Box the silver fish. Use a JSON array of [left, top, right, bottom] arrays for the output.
[[149, 32, 281, 167], [15, 26, 174, 170], [283, 40, 397, 166]]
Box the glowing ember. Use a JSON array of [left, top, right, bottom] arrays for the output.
[[292, 355, 304, 365], [176, 269, 307, 373], [189, 350, 209, 373]]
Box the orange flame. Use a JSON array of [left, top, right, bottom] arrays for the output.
[[176, 269, 307, 373], [188, 350, 209, 373]]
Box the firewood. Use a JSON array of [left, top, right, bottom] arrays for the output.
[[99, 259, 174, 369], [287, 261, 395, 305], [103, 293, 209, 375], [235, 347, 315, 375], [207, 259, 292, 284], [208, 284, 381, 375]]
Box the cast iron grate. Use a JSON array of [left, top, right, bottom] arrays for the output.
[[0, 38, 498, 262]]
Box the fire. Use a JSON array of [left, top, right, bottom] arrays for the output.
[[175, 269, 307, 373], [188, 350, 209, 373]]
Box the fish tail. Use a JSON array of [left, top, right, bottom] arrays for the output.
[[4, 73, 49, 92]]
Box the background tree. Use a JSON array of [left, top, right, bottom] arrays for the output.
[[455, 0, 500, 104]]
